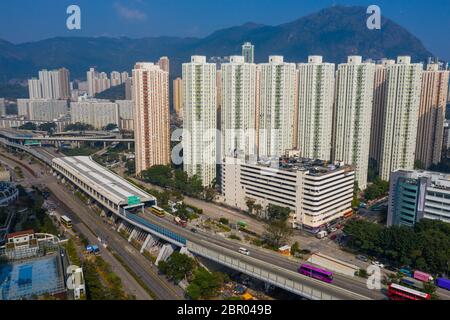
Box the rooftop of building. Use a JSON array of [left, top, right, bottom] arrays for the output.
[[52, 156, 156, 206], [394, 169, 450, 190], [6, 229, 35, 240], [254, 154, 353, 176]]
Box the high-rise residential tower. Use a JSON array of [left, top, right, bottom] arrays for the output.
[[58, 68, 71, 100], [28, 78, 43, 99], [333, 56, 376, 190], [242, 42, 254, 64], [158, 56, 170, 74], [415, 63, 450, 169], [182, 56, 217, 187], [221, 56, 258, 159], [369, 59, 395, 167], [173, 77, 183, 117], [133, 62, 170, 175], [110, 71, 122, 87], [297, 55, 335, 161], [379, 56, 423, 181], [258, 56, 297, 158]]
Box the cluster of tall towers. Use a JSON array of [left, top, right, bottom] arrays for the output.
[[28, 68, 71, 100], [133, 44, 449, 191]]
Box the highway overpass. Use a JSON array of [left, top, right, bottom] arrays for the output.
[[47, 155, 378, 300], [0, 140, 382, 300], [0, 129, 134, 143]]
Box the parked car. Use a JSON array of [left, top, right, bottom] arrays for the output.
[[328, 227, 337, 233], [356, 254, 368, 262], [316, 230, 328, 239], [190, 228, 198, 233]]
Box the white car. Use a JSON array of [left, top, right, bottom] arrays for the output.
[[238, 247, 250, 256], [371, 261, 384, 268]]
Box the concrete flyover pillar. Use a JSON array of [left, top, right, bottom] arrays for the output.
[[128, 228, 137, 242], [155, 244, 175, 266], [140, 233, 155, 253]]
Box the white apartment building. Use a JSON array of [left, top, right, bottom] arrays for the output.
[[333, 56, 376, 190], [222, 153, 354, 232], [110, 71, 122, 87], [28, 69, 70, 100], [369, 59, 395, 166], [70, 100, 119, 129], [221, 56, 258, 159], [379, 56, 423, 180], [133, 62, 170, 175], [86, 68, 111, 97], [297, 55, 335, 161], [17, 99, 68, 121], [28, 78, 43, 99], [0, 98, 5, 117], [258, 56, 297, 158], [116, 100, 134, 131], [182, 56, 217, 187], [242, 42, 255, 64]]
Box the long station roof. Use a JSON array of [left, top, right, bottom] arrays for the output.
[[52, 156, 155, 206]]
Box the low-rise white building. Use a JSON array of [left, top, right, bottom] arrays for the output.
[[222, 152, 354, 232]]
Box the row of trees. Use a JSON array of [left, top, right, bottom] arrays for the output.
[[158, 252, 227, 300], [363, 177, 389, 201], [344, 218, 450, 275], [262, 204, 293, 249], [18, 121, 57, 133], [141, 165, 216, 200]]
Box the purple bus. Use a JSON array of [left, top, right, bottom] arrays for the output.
[[298, 264, 333, 283], [436, 278, 450, 291]]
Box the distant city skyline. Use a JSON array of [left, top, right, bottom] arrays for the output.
[[0, 0, 449, 60]]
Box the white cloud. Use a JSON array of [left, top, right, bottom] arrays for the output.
[[114, 2, 147, 21]]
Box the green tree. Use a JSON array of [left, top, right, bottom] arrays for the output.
[[158, 252, 196, 282], [263, 220, 293, 249], [253, 204, 263, 217], [414, 160, 425, 170], [266, 204, 291, 222], [19, 122, 37, 130], [65, 122, 94, 132], [246, 198, 255, 214], [103, 123, 119, 131], [186, 268, 226, 300], [141, 165, 173, 185], [38, 122, 57, 134]]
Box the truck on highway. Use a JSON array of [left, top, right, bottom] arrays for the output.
[[413, 270, 433, 282], [436, 278, 450, 291], [86, 245, 100, 255], [174, 216, 187, 227]]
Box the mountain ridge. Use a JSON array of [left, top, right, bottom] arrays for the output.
[[0, 6, 432, 82]]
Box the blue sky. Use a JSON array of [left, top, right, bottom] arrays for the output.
[[0, 0, 449, 59]]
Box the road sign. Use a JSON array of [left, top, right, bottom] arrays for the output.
[[127, 195, 141, 205], [24, 140, 40, 146]]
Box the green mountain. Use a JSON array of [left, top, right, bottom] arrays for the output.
[[0, 6, 432, 82]]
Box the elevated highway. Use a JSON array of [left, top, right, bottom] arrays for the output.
[[0, 141, 382, 300]]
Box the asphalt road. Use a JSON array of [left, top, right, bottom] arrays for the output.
[[1, 149, 183, 300], [48, 195, 153, 300], [47, 180, 184, 300], [138, 211, 386, 300], [6, 145, 450, 300]]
